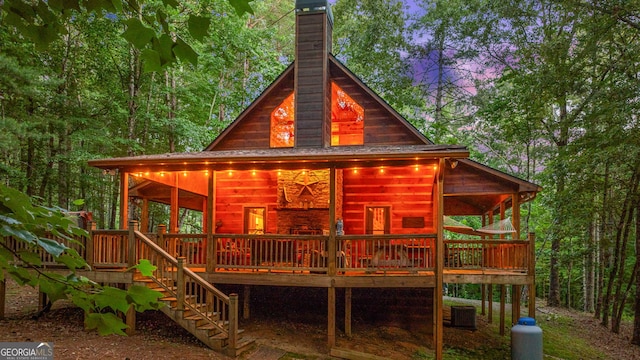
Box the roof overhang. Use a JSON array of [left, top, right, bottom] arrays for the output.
[[88, 144, 469, 173]]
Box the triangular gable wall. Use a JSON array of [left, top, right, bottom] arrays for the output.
[[204, 57, 430, 151], [205, 64, 295, 151]]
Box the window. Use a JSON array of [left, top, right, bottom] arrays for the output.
[[270, 93, 295, 148], [244, 207, 266, 234], [331, 82, 364, 146], [269, 83, 364, 147]]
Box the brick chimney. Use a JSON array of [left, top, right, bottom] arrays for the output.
[[294, 0, 333, 148]]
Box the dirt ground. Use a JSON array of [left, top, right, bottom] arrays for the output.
[[1, 279, 639, 360]]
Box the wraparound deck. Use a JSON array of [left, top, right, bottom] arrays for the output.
[[74, 227, 533, 288]]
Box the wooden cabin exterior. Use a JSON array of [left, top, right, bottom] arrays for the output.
[[3, 2, 541, 359]]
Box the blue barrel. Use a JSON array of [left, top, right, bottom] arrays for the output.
[[511, 317, 543, 360]]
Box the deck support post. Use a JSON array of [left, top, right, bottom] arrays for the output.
[[328, 285, 336, 348], [500, 284, 506, 335], [528, 232, 536, 319], [512, 285, 521, 324], [125, 304, 136, 335], [38, 289, 48, 312], [128, 220, 138, 268], [243, 285, 251, 320], [345, 287, 352, 338], [488, 284, 494, 323], [229, 293, 239, 355], [481, 284, 486, 315], [0, 279, 5, 319]]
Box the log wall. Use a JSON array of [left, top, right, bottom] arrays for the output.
[[342, 165, 435, 235]]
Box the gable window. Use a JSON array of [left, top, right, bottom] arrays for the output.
[[331, 82, 364, 146], [270, 93, 295, 148]]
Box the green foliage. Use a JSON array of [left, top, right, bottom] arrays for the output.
[[0, 184, 163, 336], [1, 0, 255, 71]]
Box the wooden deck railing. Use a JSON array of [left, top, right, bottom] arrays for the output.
[[337, 234, 437, 273], [444, 239, 529, 271], [2, 229, 531, 275], [134, 230, 235, 340]]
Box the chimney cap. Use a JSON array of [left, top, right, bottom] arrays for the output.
[[295, 0, 333, 24]]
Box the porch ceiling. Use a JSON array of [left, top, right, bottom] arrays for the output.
[[130, 180, 205, 211]]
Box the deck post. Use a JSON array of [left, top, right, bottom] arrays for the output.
[[0, 279, 5, 319], [125, 304, 136, 335], [512, 285, 521, 325], [434, 158, 445, 360], [328, 285, 336, 348], [229, 293, 239, 355], [528, 232, 536, 319], [176, 257, 185, 312], [499, 284, 506, 335], [481, 284, 486, 315], [128, 220, 138, 268], [345, 287, 352, 338], [157, 224, 166, 246], [488, 284, 493, 323], [86, 221, 96, 268], [328, 167, 336, 276], [243, 285, 251, 320]]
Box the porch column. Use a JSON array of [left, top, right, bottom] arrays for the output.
[[141, 198, 149, 233], [206, 171, 216, 273], [327, 166, 337, 348], [169, 174, 179, 233], [119, 171, 129, 230], [434, 158, 445, 360]]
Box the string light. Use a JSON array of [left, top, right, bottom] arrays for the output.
[[353, 168, 359, 174], [379, 167, 385, 174], [414, 165, 419, 172], [228, 170, 233, 176], [252, 170, 257, 176]]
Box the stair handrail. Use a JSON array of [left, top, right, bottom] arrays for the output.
[[133, 230, 237, 342]]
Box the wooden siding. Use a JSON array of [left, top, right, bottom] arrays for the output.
[[212, 72, 294, 151], [444, 162, 517, 195], [295, 11, 330, 148], [342, 165, 435, 235], [214, 170, 279, 234], [330, 66, 426, 146]]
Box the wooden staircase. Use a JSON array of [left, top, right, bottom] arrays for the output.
[[132, 231, 254, 357]]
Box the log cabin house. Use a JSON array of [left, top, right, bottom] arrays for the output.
[[2, 1, 541, 358]]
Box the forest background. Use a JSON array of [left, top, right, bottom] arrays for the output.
[[1, 0, 640, 348]]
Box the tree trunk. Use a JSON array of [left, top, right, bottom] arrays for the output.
[[584, 220, 595, 312], [632, 201, 640, 345], [596, 163, 610, 319]]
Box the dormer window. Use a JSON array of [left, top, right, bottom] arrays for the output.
[[331, 82, 364, 146], [270, 93, 295, 148]]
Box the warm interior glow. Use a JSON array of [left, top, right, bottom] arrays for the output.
[[270, 93, 295, 148], [331, 82, 364, 146]]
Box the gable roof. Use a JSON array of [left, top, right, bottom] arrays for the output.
[[203, 55, 431, 152]]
